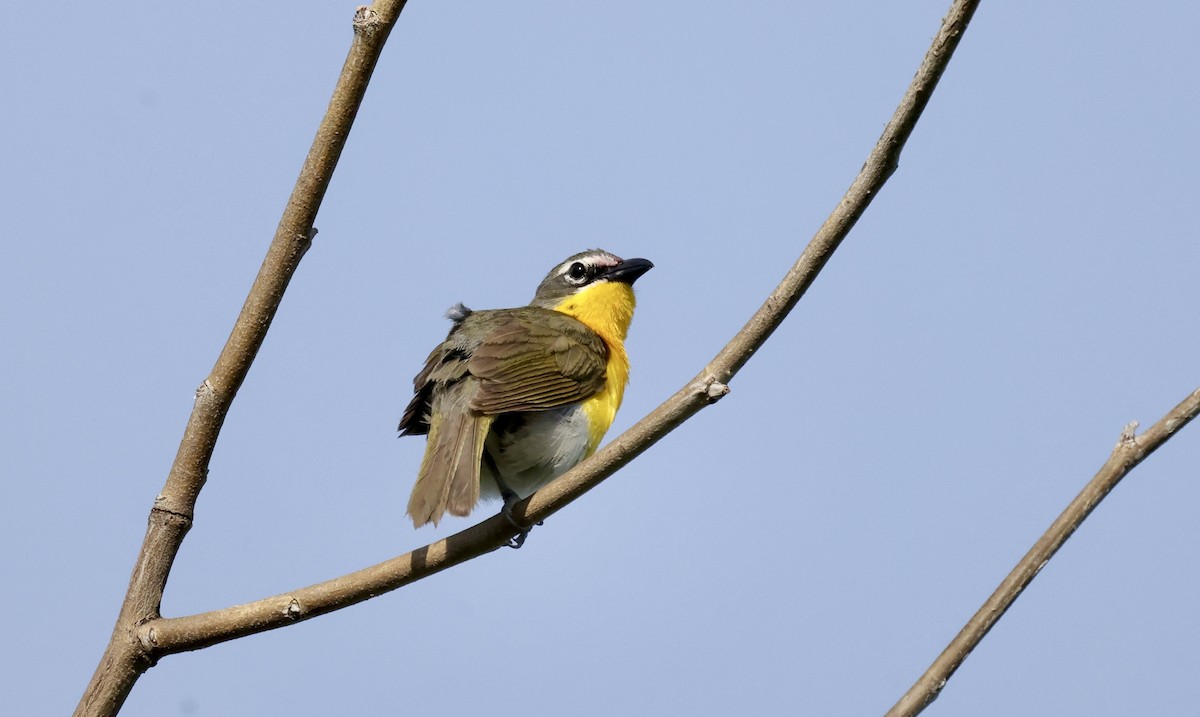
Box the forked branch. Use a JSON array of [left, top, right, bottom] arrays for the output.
[[134, 0, 984, 657], [74, 3, 410, 716]]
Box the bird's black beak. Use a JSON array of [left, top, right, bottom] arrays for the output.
[[601, 257, 654, 285]]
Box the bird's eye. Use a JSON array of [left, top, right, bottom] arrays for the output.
[[567, 262, 589, 282]]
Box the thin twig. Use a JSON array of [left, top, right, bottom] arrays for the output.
[[73, 4, 409, 716], [886, 387, 1200, 717], [136, 0, 984, 657]]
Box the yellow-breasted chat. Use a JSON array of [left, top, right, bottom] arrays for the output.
[[399, 249, 653, 530]]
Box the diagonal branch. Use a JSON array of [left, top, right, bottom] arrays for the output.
[[136, 0, 984, 657], [74, 4, 409, 717], [886, 386, 1200, 717]]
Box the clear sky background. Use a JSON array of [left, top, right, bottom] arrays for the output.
[[3, 2, 1198, 715]]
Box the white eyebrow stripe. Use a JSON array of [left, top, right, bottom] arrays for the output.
[[554, 252, 619, 277]]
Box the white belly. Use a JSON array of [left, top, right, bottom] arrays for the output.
[[480, 405, 593, 501]]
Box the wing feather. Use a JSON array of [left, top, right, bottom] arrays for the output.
[[467, 309, 607, 414]]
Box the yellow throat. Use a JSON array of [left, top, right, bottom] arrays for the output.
[[551, 280, 637, 452]]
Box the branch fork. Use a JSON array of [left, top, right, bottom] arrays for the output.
[[77, 2, 1200, 716]]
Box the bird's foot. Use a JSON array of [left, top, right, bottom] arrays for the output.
[[499, 490, 543, 549]]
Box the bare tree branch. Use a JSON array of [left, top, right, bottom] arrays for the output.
[[886, 386, 1200, 717], [74, 4, 410, 716], [131, 0, 984, 658]]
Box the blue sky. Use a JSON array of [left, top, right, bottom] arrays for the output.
[[3, 2, 1199, 715]]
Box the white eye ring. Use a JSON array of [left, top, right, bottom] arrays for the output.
[[566, 261, 589, 283]]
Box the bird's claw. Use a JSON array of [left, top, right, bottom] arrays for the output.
[[500, 490, 541, 549]]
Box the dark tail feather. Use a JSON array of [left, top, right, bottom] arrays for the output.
[[445, 414, 492, 518], [406, 411, 492, 528]]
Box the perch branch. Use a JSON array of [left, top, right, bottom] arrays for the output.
[[135, 0, 983, 656]]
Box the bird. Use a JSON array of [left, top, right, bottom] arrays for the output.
[[399, 249, 653, 533]]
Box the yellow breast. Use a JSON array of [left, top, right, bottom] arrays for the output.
[[551, 280, 636, 453]]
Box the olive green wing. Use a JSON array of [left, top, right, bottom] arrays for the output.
[[398, 303, 483, 436], [398, 341, 469, 437], [466, 308, 608, 414]]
